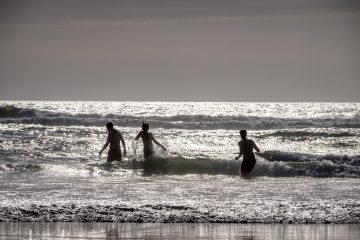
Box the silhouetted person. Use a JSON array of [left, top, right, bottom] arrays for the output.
[[99, 122, 126, 162], [235, 130, 260, 177], [135, 122, 166, 160]]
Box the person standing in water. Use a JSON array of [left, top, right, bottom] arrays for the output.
[[235, 129, 260, 177], [135, 122, 167, 159], [99, 122, 126, 162]]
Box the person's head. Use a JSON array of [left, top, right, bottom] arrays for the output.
[[106, 122, 114, 131], [142, 122, 149, 132], [240, 129, 247, 140]]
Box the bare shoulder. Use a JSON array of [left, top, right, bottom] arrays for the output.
[[115, 129, 121, 136], [249, 139, 259, 147]]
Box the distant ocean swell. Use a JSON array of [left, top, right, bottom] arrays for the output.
[[259, 130, 357, 138], [1, 105, 359, 129], [1, 153, 359, 178]]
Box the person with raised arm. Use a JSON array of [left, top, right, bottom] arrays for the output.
[[135, 122, 166, 160]]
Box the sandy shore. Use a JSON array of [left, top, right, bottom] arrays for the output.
[[0, 223, 359, 240]]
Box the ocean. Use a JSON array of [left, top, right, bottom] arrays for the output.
[[0, 101, 359, 223]]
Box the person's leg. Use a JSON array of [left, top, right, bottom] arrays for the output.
[[240, 162, 249, 177], [143, 150, 155, 175], [108, 148, 122, 162], [107, 149, 113, 162], [248, 159, 256, 173], [114, 149, 122, 161], [240, 159, 256, 177], [143, 149, 155, 160]]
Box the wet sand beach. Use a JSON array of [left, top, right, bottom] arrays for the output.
[[1, 223, 359, 240]]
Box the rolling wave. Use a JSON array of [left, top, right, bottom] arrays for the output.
[[1, 105, 359, 129], [0, 105, 36, 118]]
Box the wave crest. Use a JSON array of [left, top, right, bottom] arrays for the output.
[[1, 105, 359, 129], [0, 105, 36, 118]]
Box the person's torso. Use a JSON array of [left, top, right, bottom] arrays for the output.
[[141, 132, 154, 151], [108, 129, 121, 149], [240, 139, 255, 159]]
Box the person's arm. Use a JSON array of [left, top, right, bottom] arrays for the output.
[[252, 140, 260, 152], [99, 135, 110, 156], [120, 133, 126, 156], [134, 131, 142, 141], [235, 141, 243, 160], [151, 134, 167, 151]]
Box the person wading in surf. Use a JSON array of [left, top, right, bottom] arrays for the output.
[[135, 122, 167, 160], [235, 129, 260, 177], [99, 122, 126, 162]]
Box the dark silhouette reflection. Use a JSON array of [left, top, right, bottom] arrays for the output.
[[1, 223, 359, 239], [105, 226, 120, 239], [234, 130, 260, 178]]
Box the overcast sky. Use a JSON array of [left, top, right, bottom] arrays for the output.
[[0, 0, 359, 101]]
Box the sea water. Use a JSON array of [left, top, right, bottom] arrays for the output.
[[0, 101, 359, 223]]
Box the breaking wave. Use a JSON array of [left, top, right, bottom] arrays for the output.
[[255, 151, 360, 178], [0, 148, 359, 178], [85, 154, 360, 178]]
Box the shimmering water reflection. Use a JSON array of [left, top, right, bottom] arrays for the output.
[[0, 223, 359, 240]]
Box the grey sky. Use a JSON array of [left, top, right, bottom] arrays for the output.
[[0, 0, 359, 101]]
